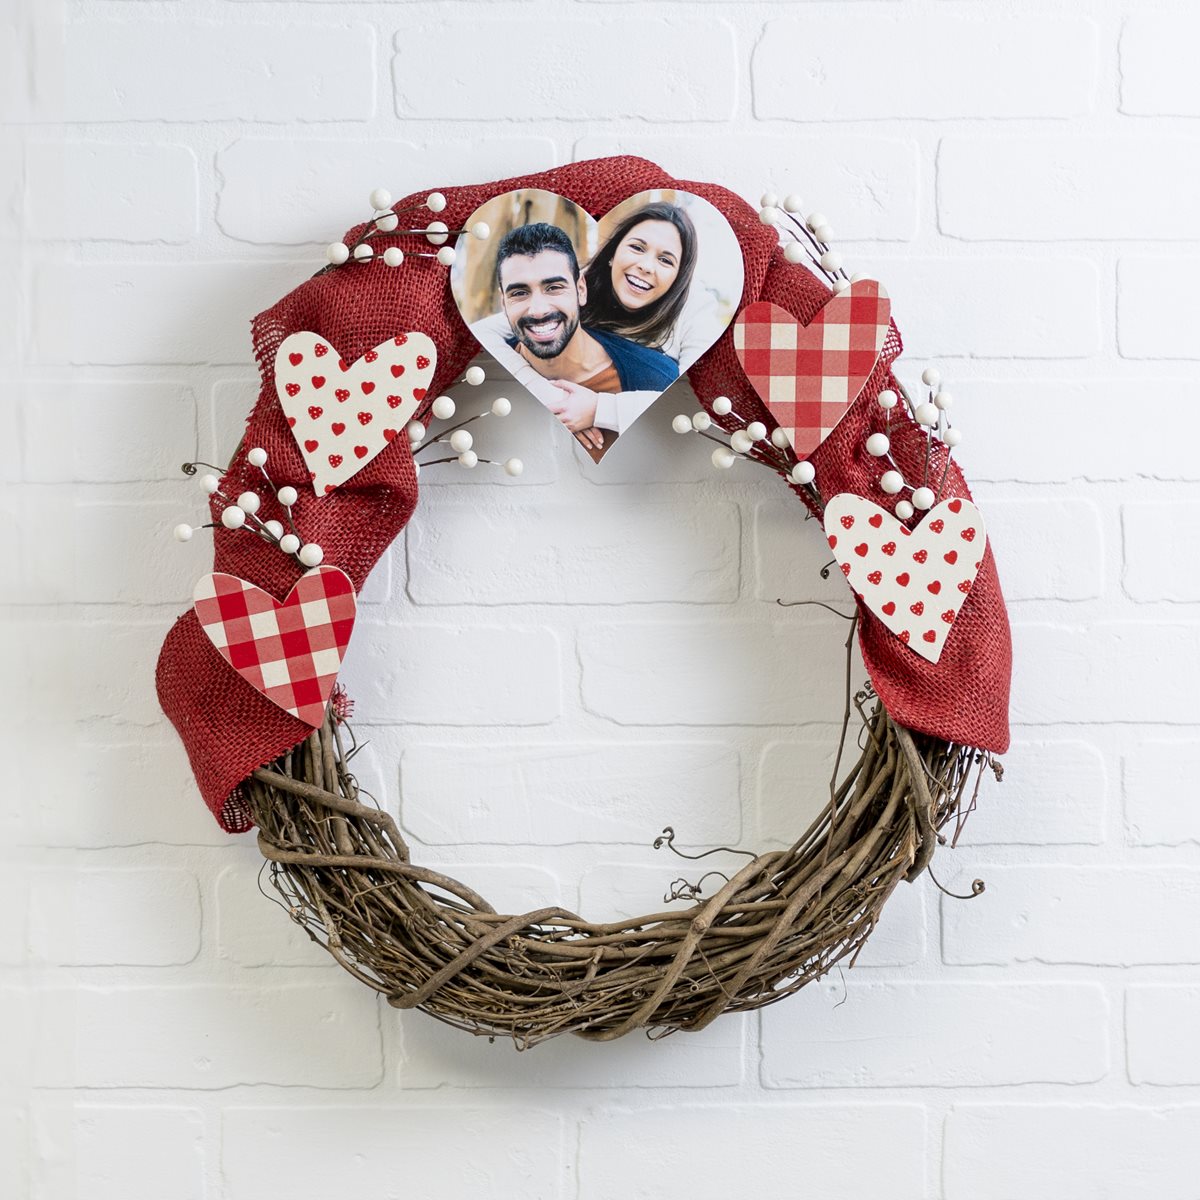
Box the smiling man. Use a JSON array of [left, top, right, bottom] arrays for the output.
[[494, 222, 678, 436]]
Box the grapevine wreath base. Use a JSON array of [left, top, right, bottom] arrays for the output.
[[247, 687, 993, 1046]]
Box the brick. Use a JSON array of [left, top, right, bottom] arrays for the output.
[[1012, 621, 1200, 726], [579, 616, 854, 725], [63, 21, 374, 122], [576, 133, 920, 241], [960, 737, 1106, 846], [217, 136, 557, 244], [945, 1104, 1200, 1200], [963, 377, 1200, 484], [9, 737, 221, 848], [871, 256, 1101, 359], [24, 867, 200, 966], [31, 260, 311, 366], [401, 739, 739, 845], [752, 501, 856, 605], [939, 135, 1200, 241], [342, 622, 561, 725], [31, 1102, 204, 1200], [1121, 13, 1200, 115], [1124, 501, 1200, 600], [1127, 987, 1200, 1084], [72, 500, 197, 605], [755, 14, 1096, 120], [0, 984, 381, 1088], [942, 866, 1200, 966], [396, 20, 735, 120], [1125, 738, 1200, 846], [1118, 257, 1200, 359], [0, 489, 77, 605], [222, 1107, 566, 1199], [407, 497, 739, 605], [21, 381, 197, 483], [26, 142, 198, 242], [580, 1105, 927, 1199], [0, 1106, 26, 1200], [396, 1008, 746, 1088], [761, 981, 1108, 1087], [984, 496, 1105, 601]]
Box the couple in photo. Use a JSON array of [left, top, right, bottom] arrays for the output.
[[470, 202, 717, 459]]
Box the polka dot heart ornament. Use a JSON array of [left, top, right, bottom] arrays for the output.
[[823, 493, 986, 665], [274, 331, 437, 494]]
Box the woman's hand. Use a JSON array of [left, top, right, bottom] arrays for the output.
[[547, 380, 599, 434]]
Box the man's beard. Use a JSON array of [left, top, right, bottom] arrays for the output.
[[514, 310, 578, 360]]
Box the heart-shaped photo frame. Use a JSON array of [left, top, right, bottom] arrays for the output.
[[451, 188, 743, 463]]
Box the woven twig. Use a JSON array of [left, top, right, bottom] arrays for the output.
[[245, 691, 989, 1047]]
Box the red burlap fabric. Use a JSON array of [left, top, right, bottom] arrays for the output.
[[156, 155, 1011, 832]]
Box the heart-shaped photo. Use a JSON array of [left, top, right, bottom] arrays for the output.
[[451, 188, 743, 463]]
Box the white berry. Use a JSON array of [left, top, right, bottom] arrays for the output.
[[934, 390, 954, 411], [503, 457, 524, 476], [436, 246, 456, 266], [894, 500, 915, 520], [277, 485, 298, 507], [758, 206, 779, 225], [783, 194, 803, 213], [879, 470, 904, 495], [424, 219, 449, 245], [279, 533, 300, 555], [471, 221, 490, 240], [199, 473, 220, 494], [712, 447, 736, 469], [406, 420, 426, 442], [915, 402, 939, 427], [819, 250, 843, 272], [491, 396, 511, 416], [692, 411, 712, 432], [813, 223, 833, 243], [375, 213, 399, 234], [264, 520, 284, 539], [247, 447, 267, 467], [866, 433, 890, 457], [298, 542, 324, 567], [431, 395, 456, 420], [383, 247, 404, 267], [921, 367, 941, 388], [912, 486, 936, 510], [458, 450, 478, 468], [326, 242, 350, 265], [944, 428, 963, 448], [771, 428, 791, 449], [877, 389, 898, 410], [791, 460, 815, 486], [760, 191, 779, 209], [426, 192, 447, 213], [449, 429, 473, 453], [465, 366, 486, 386], [221, 506, 246, 529], [352, 243, 373, 261], [172, 523, 193, 542], [712, 395, 733, 416], [784, 242, 806, 264], [730, 429, 754, 454], [833, 279, 850, 294], [369, 187, 392, 211], [806, 212, 827, 232], [237, 491, 261, 514], [672, 414, 692, 434], [746, 421, 767, 442]]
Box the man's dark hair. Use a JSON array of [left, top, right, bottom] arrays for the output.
[[494, 222, 580, 288]]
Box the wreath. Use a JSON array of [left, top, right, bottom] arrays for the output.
[[157, 156, 1011, 1046]]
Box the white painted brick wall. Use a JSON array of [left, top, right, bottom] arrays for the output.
[[5, 1, 1197, 1195]]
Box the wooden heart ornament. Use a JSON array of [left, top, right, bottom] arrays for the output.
[[450, 187, 743, 463], [824, 494, 986, 665], [274, 332, 436, 494], [193, 567, 357, 726], [733, 280, 891, 459]]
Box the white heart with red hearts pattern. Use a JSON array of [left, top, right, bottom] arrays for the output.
[[274, 331, 436, 495], [823, 493, 987, 664]]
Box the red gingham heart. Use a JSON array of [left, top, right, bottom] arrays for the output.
[[192, 567, 357, 727], [732, 280, 892, 459]]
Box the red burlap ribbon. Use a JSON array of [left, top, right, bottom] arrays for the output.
[[156, 155, 1011, 832]]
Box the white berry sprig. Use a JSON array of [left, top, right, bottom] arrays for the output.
[[757, 191, 854, 294], [175, 449, 326, 567], [408, 364, 524, 478], [865, 365, 964, 516], [323, 188, 490, 271]]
